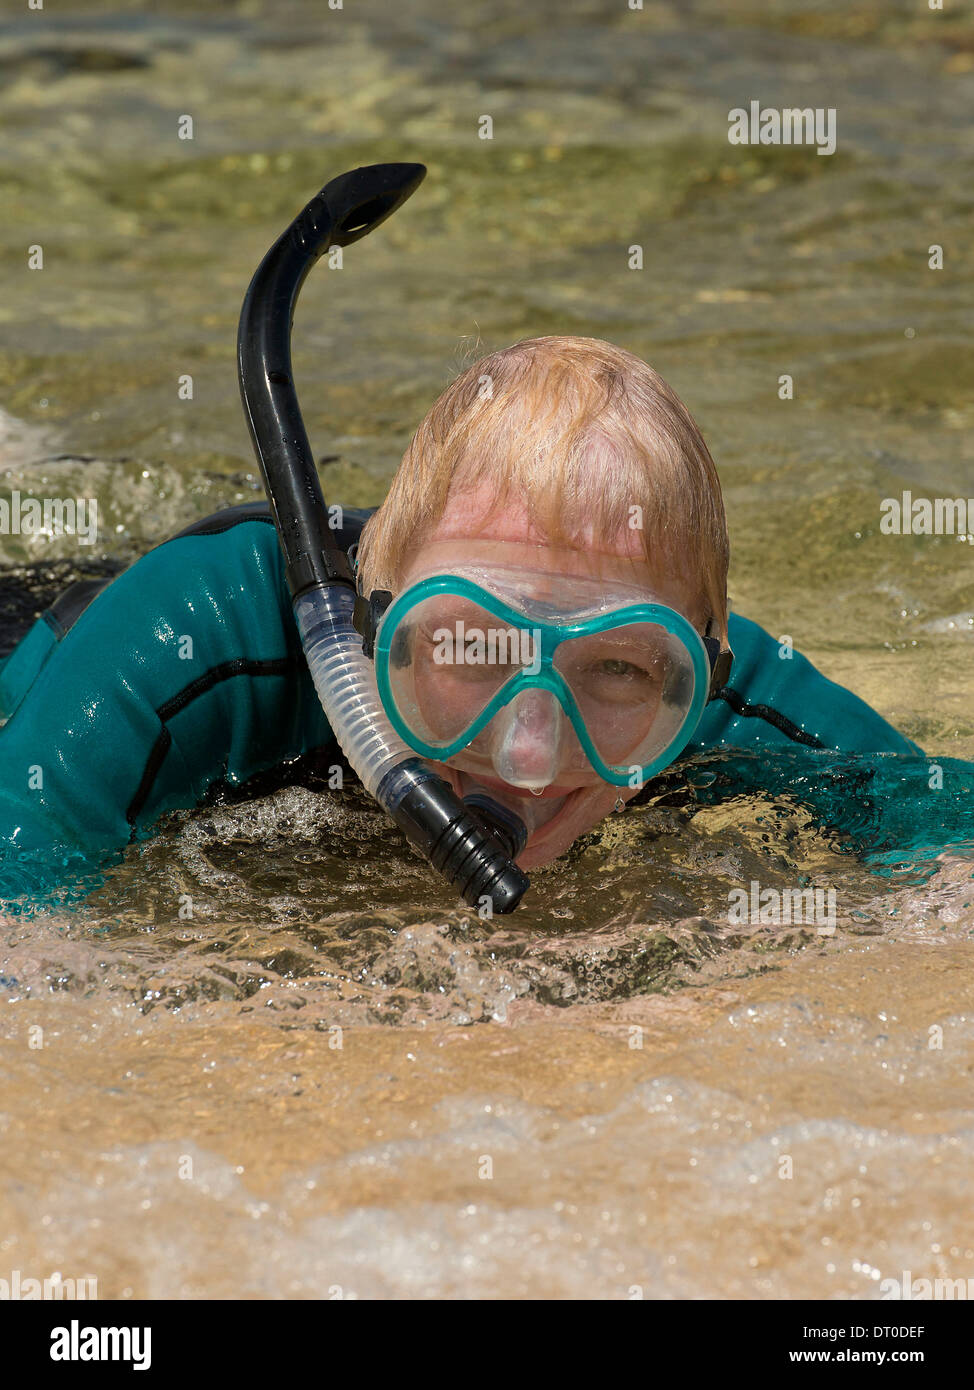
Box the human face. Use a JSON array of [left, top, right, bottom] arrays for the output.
[[398, 484, 709, 870]]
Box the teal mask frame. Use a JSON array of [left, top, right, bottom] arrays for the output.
[[373, 574, 712, 788]]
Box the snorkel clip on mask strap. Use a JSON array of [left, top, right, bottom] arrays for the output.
[[352, 587, 393, 661], [703, 632, 733, 701]]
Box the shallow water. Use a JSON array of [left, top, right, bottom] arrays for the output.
[[1, 0, 973, 1299]]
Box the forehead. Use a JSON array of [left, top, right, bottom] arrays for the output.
[[425, 483, 643, 553], [401, 484, 705, 619]]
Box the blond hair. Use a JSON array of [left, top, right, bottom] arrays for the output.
[[356, 335, 729, 633]]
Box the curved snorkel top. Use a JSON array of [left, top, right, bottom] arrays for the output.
[[237, 162, 530, 913]]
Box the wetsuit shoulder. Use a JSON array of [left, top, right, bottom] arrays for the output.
[[676, 615, 974, 867], [689, 612, 920, 757], [0, 504, 371, 867]]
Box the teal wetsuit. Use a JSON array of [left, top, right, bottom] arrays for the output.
[[0, 503, 970, 902]]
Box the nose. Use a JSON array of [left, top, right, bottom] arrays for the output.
[[489, 689, 564, 791]]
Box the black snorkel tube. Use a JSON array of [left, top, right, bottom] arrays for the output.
[[237, 162, 530, 913]]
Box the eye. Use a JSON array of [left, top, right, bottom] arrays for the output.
[[598, 658, 648, 679], [579, 653, 666, 705]]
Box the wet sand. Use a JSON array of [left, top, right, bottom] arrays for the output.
[[3, 926, 973, 1299]]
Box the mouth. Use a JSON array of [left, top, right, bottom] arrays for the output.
[[468, 772, 580, 801], [441, 767, 588, 846]]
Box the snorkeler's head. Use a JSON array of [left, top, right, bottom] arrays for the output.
[[358, 335, 729, 635], [355, 335, 731, 868]]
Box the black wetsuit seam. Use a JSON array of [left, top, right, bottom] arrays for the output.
[[126, 656, 299, 826], [127, 726, 173, 832], [717, 685, 826, 748], [170, 513, 277, 541]]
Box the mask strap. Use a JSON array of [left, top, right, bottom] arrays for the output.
[[704, 619, 733, 701]]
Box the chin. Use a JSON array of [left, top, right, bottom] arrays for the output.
[[516, 839, 570, 870], [516, 816, 590, 869], [515, 786, 628, 869]]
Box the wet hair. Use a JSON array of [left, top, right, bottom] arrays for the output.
[[356, 335, 730, 636]]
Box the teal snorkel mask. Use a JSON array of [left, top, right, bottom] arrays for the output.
[[355, 560, 732, 793]]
